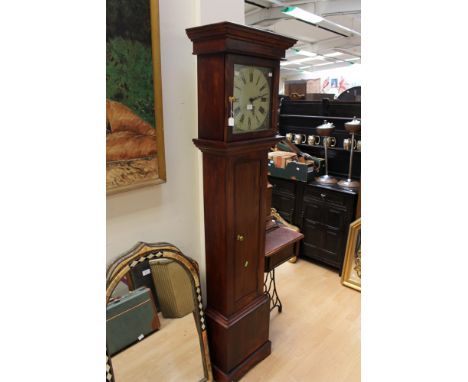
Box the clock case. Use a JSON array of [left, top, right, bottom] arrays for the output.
[[187, 22, 294, 143], [187, 22, 296, 382]]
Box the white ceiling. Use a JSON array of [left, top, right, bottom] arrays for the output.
[[244, 0, 361, 76]]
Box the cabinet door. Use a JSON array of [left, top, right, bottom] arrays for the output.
[[322, 204, 346, 229], [299, 199, 324, 258], [269, 177, 296, 223], [300, 199, 343, 268], [321, 228, 341, 263], [302, 218, 324, 255], [233, 160, 261, 305]]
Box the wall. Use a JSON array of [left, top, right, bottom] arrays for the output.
[[197, 0, 244, 24], [106, 0, 244, 291]]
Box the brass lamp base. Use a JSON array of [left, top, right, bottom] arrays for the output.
[[315, 175, 338, 184], [338, 179, 360, 189]]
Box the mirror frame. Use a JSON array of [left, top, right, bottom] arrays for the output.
[[106, 242, 213, 382]]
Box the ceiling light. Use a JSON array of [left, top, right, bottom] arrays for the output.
[[323, 52, 343, 57], [293, 49, 317, 57], [281, 56, 324, 66], [280, 67, 302, 72], [345, 58, 360, 61], [313, 62, 334, 67], [282, 6, 323, 24], [299, 66, 312, 69]]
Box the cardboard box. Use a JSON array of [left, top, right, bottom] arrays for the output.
[[267, 151, 298, 169]]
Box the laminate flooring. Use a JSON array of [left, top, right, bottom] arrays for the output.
[[110, 258, 361, 382]]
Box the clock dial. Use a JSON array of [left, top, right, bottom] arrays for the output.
[[232, 64, 272, 134]]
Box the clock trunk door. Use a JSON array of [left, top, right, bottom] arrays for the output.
[[233, 159, 262, 307]]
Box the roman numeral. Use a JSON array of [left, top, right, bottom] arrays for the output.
[[240, 73, 246, 84], [259, 84, 266, 91], [261, 97, 267, 102], [249, 70, 253, 82], [255, 114, 260, 123], [259, 106, 265, 114], [234, 106, 240, 115], [235, 85, 241, 91], [240, 114, 245, 123], [256, 75, 260, 86], [248, 116, 251, 129]]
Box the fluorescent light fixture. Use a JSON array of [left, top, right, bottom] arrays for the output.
[[281, 56, 324, 66], [323, 52, 343, 57], [313, 62, 334, 67], [345, 58, 360, 61], [280, 67, 303, 72], [292, 49, 317, 57], [282, 6, 323, 24], [299, 66, 312, 69]]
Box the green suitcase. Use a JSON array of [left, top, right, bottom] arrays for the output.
[[106, 286, 160, 356]]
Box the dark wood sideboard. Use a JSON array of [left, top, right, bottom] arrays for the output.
[[268, 177, 358, 273], [269, 99, 361, 273]]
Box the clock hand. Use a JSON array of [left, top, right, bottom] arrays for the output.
[[249, 93, 269, 102]]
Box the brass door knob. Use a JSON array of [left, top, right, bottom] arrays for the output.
[[237, 234, 244, 242]]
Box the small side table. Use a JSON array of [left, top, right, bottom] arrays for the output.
[[264, 226, 304, 312]]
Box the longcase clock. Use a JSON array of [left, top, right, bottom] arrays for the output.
[[186, 22, 296, 382]]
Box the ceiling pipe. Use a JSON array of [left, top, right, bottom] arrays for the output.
[[245, 0, 357, 38], [276, 1, 360, 37], [245, 0, 268, 9]]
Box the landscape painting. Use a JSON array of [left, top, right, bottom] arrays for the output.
[[106, 0, 165, 194]]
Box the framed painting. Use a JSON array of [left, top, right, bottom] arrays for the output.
[[106, 0, 166, 194], [341, 218, 361, 292]]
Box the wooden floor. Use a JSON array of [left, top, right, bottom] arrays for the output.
[[112, 314, 204, 382], [243, 259, 361, 382], [111, 259, 360, 382]]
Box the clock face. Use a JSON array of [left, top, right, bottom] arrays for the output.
[[232, 64, 272, 134]]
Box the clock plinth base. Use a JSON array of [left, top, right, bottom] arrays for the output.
[[206, 294, 271, 381], [212, 340, 271, 382]]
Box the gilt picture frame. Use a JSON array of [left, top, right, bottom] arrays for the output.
[[341, 218, 361, 292], [106, 0, 166, 194]]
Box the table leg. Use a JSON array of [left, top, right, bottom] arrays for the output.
[[264, 268, 282, 313]]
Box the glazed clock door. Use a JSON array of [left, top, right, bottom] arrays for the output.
[[232, 64, 272, 134], [226, 54, 279, 142]]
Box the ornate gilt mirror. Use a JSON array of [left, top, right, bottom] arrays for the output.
[[106, 242, 213, 382]]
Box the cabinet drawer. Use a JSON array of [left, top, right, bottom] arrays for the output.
[[304, 186, 347, 207], [265, 244, 296, 272], [269, 177, 295, 196]]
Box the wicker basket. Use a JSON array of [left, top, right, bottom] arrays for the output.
[[149, 258, 195, 318]]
